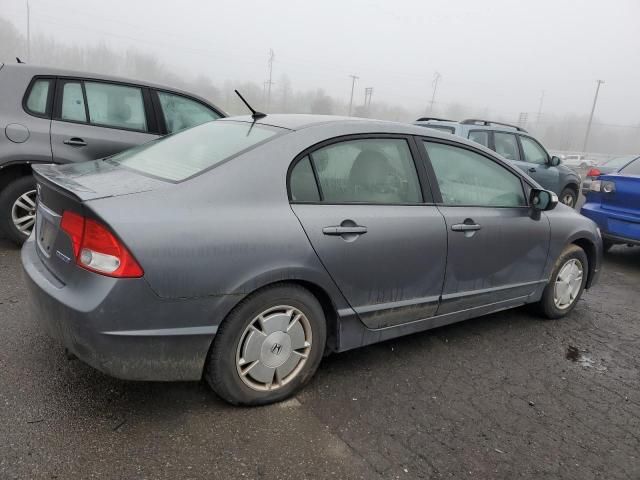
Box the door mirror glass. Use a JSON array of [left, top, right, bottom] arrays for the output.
[[549, 156, 562, 167], [530, 188, 558, 211]]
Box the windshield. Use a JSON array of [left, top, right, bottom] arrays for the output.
[[107, 121, 281, 181], [602, 155, 638, 170]]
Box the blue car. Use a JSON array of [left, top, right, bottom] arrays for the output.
[[581, 155, 640, 251]]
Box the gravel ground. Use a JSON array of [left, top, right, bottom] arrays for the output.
[[0, 236, 638, 480]]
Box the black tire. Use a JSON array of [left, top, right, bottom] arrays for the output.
[[0, 175, 37, 245], [537, 244, 588, 319], [204, 284, 326, 406], [560, 187, 577, 208]]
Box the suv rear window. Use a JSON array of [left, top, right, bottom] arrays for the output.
[[25, 78, 52, 115], [107, 121, 280, 181]]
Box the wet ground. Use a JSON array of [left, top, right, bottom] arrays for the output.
[[1, 237, 639, 479]]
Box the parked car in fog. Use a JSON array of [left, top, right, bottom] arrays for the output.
[[581, 155, 639, 194], [581, 155, 640, 251], [23, 114, 602, 406], [414, 118, 582, 207], [0, 62, 225, 244], [563, 154, 598, 169]]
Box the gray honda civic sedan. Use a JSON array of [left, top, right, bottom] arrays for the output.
[[22, 114, 602, 405]]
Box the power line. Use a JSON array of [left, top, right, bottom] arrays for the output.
[[348, 75, 359, 116], [582, 79, 605, 152]]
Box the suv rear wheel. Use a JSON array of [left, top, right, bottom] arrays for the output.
[[0, 176, 37, 245], [560, 187, 577, 208]]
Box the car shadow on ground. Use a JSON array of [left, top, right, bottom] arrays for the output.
[[603, 245, 640, 272]]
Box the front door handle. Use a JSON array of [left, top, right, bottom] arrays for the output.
[[322, 226, 368, 235], [451, 223, 482, 232], [63, 137, 87, 147]]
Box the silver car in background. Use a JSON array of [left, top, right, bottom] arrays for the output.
[[0, 62, 224, 244], [22, 115, 602, 405]]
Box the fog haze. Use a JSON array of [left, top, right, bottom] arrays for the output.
[[2, 0, 639, 153]]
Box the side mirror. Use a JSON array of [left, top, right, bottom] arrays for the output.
[[549, 156, 561, 167], [530, 188, 558, 211]]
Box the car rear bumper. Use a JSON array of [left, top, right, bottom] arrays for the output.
[[21, 236, 222, 381], [580, 203, 640, 244]]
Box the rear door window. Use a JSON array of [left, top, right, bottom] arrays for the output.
[[493, 132, 520, 160], [60, 82, 87, 122], [302, 138, 422, 204], [25, 78, 52, 115], [468, 130, 489, 147], [289, 156, 320, 202], [85, 82, 148, 131], [157, 91, 221, 133]]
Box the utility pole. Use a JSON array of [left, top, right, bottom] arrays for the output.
[[364, 87, 373, 116], [536, 90, 545, 127], [266, 49, 275, 110], [26, 0, 31, 61], [582, 80, 604, 153], [348, 75, 359, 116], [428, 72, 441, 113]]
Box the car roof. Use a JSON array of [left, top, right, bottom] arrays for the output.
[[219, 114, 459, 136], [3, 63, 225, 113]]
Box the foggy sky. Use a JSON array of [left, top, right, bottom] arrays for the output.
[[3, 0, 640, 125]]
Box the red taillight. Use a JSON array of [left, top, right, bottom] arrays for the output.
[[586, 168, 601, 178], [60, 211, 143, 278]]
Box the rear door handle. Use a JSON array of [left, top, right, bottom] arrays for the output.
[[451, 223, 481, 232], [528, 167, 537, 173], [323, 226, 368, 235], [63, 137, 87, 147]]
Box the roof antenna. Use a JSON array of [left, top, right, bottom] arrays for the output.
[[234, 90, 266, 120], [16, 57, 24, 64]]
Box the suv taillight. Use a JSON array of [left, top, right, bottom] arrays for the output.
[[60, 211, 143, 278], [586, 168, 601, 178]]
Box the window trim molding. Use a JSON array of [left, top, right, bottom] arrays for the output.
[[287, 133, 435, 206], [416, 136, 532, 208]]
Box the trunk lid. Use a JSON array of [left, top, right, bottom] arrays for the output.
[[32, 159, 170, 201], [599, 173, 640, 216], [32, 161, 167, 284]]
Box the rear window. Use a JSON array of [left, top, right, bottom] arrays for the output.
[[604, 155, 638, 170], [620, 158, 640, 176], [107, 121, 280, 181]]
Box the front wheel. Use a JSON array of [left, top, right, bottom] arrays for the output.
[[204, 284, 326, 406], [0, 176, 37, 245], [537, 244, 588, 319], [560, 187, 577, 208]]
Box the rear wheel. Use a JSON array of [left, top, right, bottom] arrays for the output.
[[537, 244, 588, 319], [0, 176, 37, 245], [204, 284, 326, 406], [560, 187, 577, 208]]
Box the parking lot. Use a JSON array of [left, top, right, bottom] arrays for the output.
[[1, 232, 638, 480]]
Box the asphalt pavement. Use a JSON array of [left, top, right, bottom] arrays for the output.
[[1, 235, 639, 479]]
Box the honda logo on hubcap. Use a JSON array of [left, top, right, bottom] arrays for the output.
[[271, 343, 282, 355]]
